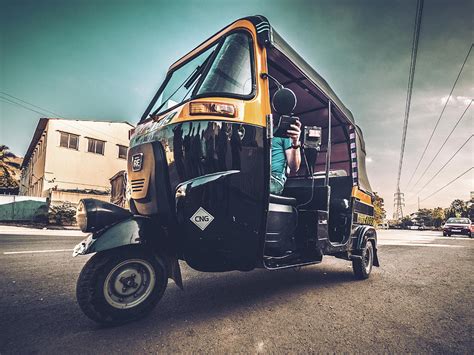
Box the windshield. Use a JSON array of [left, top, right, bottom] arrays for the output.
[[446, 218, 470, 224], [148, 31, 253, 118], [196, 32, 253, 96]]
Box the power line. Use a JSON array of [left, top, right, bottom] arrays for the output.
[[405, 43, 473, 188], [0, 97, 50, 116], [420, 167, 473, 202], [410, 99, 472, 190], [1, 92, 130, 145], [394, 0, 423, 220], [396, 0, 424, 191], [59, 120, 130, 145], [415, 134, 473, 196], [0, 91, 63, 117]]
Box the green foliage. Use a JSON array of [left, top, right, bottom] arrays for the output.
[[373, 192, 386, 226], [49, 203, 77, 225], [416, 208, 433, 226], [0, 145, 20, 189], [445, 199, 468, 218], [431, 207, 445, 228], [401, 216, 413, 228]]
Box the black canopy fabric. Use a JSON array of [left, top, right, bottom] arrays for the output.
[[270, 30, 356, 127]]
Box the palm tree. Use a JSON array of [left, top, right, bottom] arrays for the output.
[[0, 145, 21, 189]]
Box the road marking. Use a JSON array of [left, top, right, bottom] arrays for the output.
[[379, 243, 463, 248], [3, 249, 72, 255]]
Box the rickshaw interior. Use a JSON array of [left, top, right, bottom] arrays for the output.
[[264, 44, 354, 263]]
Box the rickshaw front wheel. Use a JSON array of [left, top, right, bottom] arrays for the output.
[[76, 246, 168, 325], [352, 241, 374, 280]]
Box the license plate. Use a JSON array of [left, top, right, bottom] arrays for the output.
[[132, 153, 143, 172]]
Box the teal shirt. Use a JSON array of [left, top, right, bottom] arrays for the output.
[[271, 137, 292, 187]]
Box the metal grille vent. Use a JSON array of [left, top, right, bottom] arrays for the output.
[[131, 178, 145, 193]]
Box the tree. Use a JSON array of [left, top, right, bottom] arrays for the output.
[[468, 195, 474, 221], [446, 199, 468, 218], [431, 207, 445, 228], [416, 208, 433, 226], [0, 145, 20, 190], [373, 192, 386, 226], [401, 215, 413, 228]]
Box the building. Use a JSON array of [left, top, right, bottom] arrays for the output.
[[20, 118, 133, 204]]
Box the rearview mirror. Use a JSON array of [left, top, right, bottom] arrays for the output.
[[272, 87, 297, 115]]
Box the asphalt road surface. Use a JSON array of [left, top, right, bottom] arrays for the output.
[[0, 228, 472, 354]]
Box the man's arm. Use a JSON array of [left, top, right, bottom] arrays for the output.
[[285, 120, 302, 173]]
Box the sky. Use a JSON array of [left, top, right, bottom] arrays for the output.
[[1, 0, 473, 217]]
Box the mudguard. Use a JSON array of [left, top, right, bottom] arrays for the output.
[[353, 225, 380, 267], [72, 217, 184, 289]]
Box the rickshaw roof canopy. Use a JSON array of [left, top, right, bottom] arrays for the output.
[[269, 29, 356, 128]]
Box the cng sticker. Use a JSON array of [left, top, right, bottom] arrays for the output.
[[190, 207, 214, 231]]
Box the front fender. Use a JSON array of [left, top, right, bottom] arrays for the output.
[[72, 216, 184, 289], [73, 217, 145, 256]]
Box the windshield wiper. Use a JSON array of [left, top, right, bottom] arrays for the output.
[[149, 52, 214, 118]]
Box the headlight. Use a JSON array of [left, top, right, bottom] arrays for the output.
[[76, 200, 88, 232], [76, 198, 132, 233]]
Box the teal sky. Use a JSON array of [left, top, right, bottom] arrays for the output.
[[1, 0, 473, 216]]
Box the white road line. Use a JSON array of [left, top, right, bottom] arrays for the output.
[[381, 237, 471, 241], [379, 243, 463, 248], [3, 249, 72, 255]]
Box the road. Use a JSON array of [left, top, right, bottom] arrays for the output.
[[0, 228, 472, 354]]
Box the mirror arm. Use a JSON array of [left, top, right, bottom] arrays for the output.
[[260, 73, 283, 89]]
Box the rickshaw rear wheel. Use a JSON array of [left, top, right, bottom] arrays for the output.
[[352, 241, 374, 280], [76, 246, 167, 325]]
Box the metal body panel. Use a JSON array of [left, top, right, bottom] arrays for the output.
[[73, 218, 144, 255], [129, 121, 267, 272]]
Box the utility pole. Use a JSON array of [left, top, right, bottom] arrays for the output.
[[418, 196, 420, 210], [393, 189, 405, 220], [393, 0, 423, 222]]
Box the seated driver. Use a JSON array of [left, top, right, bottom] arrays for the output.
[[270, 120, 302, 195]]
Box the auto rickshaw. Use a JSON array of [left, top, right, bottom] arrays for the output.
[[73, 15, 379, 324]]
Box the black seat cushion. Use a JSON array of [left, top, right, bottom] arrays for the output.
[[269, 194, 297, 206]]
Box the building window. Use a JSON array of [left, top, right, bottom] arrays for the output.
[[87, 138, 105, 155], [117, 145, 127, 159], [59, 132, 79, 150]]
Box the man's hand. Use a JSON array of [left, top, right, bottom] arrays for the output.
[[287, 119, 301, 146]]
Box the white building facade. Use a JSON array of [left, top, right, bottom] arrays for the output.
[[20, 118, 133, 204]]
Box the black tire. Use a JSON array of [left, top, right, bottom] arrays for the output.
[[352, 241, 374, 280], [442, 231, 447, 237], [76, 246, 168, 325]]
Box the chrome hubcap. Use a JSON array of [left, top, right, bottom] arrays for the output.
[[104, 259, 155, 309]]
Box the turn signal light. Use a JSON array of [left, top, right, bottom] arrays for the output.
[[189, 102, 236, 117]]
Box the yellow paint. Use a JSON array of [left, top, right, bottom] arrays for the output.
[[356, 213, 375, 225], [140, 19, 270, 128], [352, 186, 373, 205]]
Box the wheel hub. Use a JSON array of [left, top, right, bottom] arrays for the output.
[[104, 259, 156, 309], [364, 245, 373, 273], [114, 269, 143, 296]]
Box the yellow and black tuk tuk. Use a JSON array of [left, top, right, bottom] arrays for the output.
[[73, 15, 378, 324]]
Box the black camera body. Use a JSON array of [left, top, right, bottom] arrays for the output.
[[273, 115, 299, 138]]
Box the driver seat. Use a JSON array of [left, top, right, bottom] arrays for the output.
[[269, 194, 297, 206]]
